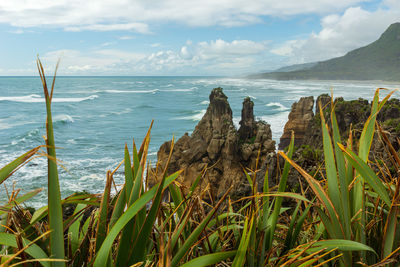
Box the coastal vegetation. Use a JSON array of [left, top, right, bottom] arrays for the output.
[[1, 60, 400, 266]]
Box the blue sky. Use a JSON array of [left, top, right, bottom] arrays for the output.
[[0, 0, 399, 76]]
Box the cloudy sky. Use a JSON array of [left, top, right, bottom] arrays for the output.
[[0, 0, 399, 76]]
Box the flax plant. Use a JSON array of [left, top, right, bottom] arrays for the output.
[[280, 88, 400, 266]]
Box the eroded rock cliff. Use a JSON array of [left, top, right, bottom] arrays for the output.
[[150, 88, 400, 199], [149, 87, 276, 198], [279, 96, 314, 149]]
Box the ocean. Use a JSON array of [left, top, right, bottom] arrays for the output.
[[1, 76, 399, 207]]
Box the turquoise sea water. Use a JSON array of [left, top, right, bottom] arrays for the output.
[[1, 76, 399, 206]]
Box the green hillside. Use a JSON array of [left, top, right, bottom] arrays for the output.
[[252, 22, 400, 81]]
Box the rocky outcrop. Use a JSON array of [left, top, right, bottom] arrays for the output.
[[279, 95, 400, 186], [149, 88, 276, 199], [150, 89, 400, 200], [279, 96, 314, 149], [238, 97, 255, 140]]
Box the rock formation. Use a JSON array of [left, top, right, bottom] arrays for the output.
[[278, 94, 400, 187], [150, 88, 400, 200], [279, 96, 314, 149], [149, 88, 276, 198]]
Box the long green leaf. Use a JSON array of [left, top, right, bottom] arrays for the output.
[[320, 103, 342, 219], [0, 188, 43, 216], [69, 203, 86, 254], [382, 205, 398, 259], [0, 146, 40, 185], [124, 145, 134, 203], [309, 239, 376, 254], [115, 166, 143, 265], [128, 167, 169, 264], [0, 233, 50, 267], [93, 171, 181, 267], [278, 151, 343, 239], [37, 58, 65, 266], [171, 187, 232, 267], [268, 132, 294, 248], [169, 182, 184, 219], [180, 251, 237, 267], [95, 171, 112, 251], [109, 187, 126, 228], [339, 145, 391, 207], [282, 201, 301, 255], [331, 107, 352, 241], [232, 216, 254, 267], [30, 194, 98, 225], [291, 204, 311, 249]]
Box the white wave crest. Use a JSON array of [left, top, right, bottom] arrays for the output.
[[111, 108, 132, 115], [233, 117, 240, 129], [260, 111, 290, 143], [79, 174, 104, 181], [266, 102, 290, 111], [0, 94, 98, 103], [54, 114, 74, 123], [111, 81, 136, 85], [200, 100, 210, 105], [173, 110, 206, 121], [105, 89, 159, 94], [161, 88, 194, 92]]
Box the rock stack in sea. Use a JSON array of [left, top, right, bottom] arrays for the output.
[[149, 87, 400, 198], [148, 87, 276, 198], [278, 96, 314, 149]]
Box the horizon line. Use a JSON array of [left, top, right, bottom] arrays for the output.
[[0, 75, 225, 78]]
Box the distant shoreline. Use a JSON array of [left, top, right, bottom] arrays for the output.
[[1, 75, 399, 85], [246, 76, 400, 85]]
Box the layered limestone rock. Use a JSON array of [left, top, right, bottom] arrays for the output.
[[149, 88, 276, 198], [150, 90, 400, 200], [278, 95, 400, 190], [279, 96, 314, 149]]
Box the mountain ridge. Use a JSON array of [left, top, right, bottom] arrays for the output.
[[250, 22, 400, 81]]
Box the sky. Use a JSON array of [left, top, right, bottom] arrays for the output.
[[0, 0, 399, 76]]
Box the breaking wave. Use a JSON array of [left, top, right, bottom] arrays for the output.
[[0, 94, 98, 103], [105, 89, 159, 94], [266, 102, 290, 111], [173, 110, 206, 121]]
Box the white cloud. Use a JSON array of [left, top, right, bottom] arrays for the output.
[[64, 23, 150, 34], [139, 39, 268, 74], [39, 39, 268, 75], [150, 43, 161, 48], [40, 49, 146, 75], [0, 0, 370, 32], [271, 3, 400, 64], [270, 40, 306, 56], [119, 36, 135, 40], [197, 39, 266, 57], [100, 42, 116, 47]]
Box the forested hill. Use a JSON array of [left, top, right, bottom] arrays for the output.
[[250, 22, 400, 81]]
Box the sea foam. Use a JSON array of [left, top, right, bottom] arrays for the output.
[[53, 114, 74, 123], [173, 110, 206, 121], [265, 102, 290, 111], [0, 94, 98, 103], [105, 89, 159, 94]]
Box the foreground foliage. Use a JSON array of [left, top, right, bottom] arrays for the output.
[[0, 61, 399, 266]]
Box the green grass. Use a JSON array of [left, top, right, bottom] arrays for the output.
[[1, 61, 400, 266]]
